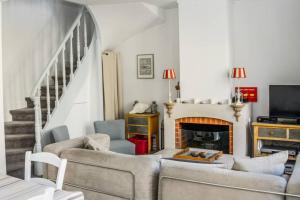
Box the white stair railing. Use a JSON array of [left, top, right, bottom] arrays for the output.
[[30, 7, 89, 175]]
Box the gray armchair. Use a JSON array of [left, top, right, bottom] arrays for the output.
[[94, 120, 135, 155]]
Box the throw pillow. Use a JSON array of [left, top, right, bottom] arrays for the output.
[[233, 151, 288, 176], [83, 134, 110, 151]]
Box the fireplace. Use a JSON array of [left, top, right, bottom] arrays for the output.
[[175, 117, 233, 154]]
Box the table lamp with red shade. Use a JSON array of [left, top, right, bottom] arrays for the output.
[[163, 69, 176, 103]]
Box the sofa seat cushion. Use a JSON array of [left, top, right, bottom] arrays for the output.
[[110, 140, 135, 155], [233, 151, 288, 176], [83, 134, 110, 151]]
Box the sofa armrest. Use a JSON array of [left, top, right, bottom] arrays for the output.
[[287, 154, 300, 200]]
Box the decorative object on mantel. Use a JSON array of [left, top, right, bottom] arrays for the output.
[[231, 67, 247, 105], [137, 54, 154, 79], [231, 103, 245, 122], [175, 81, 181, 103], [163, 68, 176, 117]]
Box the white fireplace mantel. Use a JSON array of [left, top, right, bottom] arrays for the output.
[[164, 103, 252, 157]]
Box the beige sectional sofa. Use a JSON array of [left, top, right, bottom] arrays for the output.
[[44, 136, 160, 200], [44, 136, 300, 200]]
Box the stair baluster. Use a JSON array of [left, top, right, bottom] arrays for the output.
[[54, 59, 59, 106], [62, 47, 67, 91], [84, 12, 88, 56], [46, 71, 51, 121], [77, 22, 81, 67], [32, 94, 42, 175], [70, 34, 74, 81]]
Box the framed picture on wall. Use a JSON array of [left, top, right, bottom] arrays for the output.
[[137, 54, 154, 79]]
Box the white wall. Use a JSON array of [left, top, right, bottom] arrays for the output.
[[0, 2, 6, 175], [178, 0, 232, 102], [232, 0, 300, 118], [115, 8, 180, 120], [3, 0, 81, 121], [88, 2, 165, 50]]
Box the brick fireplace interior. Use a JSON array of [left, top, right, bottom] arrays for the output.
[[175, 117, 233, 154]]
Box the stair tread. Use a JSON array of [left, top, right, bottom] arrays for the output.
[[6, 134, 35, 140], [7, 162, 24, 172], [25, 96, 56, 100], [6, 148, 33, 155], [41, 85, 63, 89], [5, 121, 35, 126], [10, 108, 51, 113]]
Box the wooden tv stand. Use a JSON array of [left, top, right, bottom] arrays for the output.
[[252, 122, 300, 161]]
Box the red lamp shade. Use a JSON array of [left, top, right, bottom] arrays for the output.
[[232, 67, 246, 78], [163, 69, 176, 80]]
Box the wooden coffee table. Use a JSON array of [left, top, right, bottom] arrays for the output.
[[155, 148, 234, 169]]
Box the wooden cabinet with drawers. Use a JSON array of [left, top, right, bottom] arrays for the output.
[[253, 122, 300, 160], [125, 113, 160, 154]]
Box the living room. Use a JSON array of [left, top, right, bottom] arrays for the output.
[[0, 0, 300, 200]]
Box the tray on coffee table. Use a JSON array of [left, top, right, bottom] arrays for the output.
[[173, 148, 223, 163]]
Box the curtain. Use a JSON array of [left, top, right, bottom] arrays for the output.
[[102, 51, 123, 120]]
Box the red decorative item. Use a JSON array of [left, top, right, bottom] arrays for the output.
[[235, 87, 258, 102], [128, 137, 148, 155]]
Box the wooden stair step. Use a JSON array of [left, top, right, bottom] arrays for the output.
[[7, 161, 24, 172], [5, 134, 35, 149], [5, 121, 45, 135], [10, 108, 51, 121], [6, 147, 33, 163], [65, 65, 77, 74], [25, 96, 56, 109], [7, 161, 25, 179], [41, 85, 63, 96], [51, 75, 71, 85]]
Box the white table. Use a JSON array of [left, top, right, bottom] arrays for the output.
[[0, 175, 84, 200]]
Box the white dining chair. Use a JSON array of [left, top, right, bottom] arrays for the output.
[[25, 151, 67, 190]]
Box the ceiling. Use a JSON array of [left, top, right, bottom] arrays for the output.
[[66, 0, 178, 9]]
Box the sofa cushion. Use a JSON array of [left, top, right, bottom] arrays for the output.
[[233, 151, 288, 176], [52, 125, 70, 142], [83, 134, 110, 151], [110, 140, 135, 155]]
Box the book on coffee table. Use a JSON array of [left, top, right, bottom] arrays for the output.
[[173, 148, 223, 163]]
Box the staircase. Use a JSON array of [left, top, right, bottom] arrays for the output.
[[4, 7, 92, 179]]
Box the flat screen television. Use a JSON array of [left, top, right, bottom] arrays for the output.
[[269, 85, 300, 118]]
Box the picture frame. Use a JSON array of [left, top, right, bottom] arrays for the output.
[[137, 54, 154, 79]]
